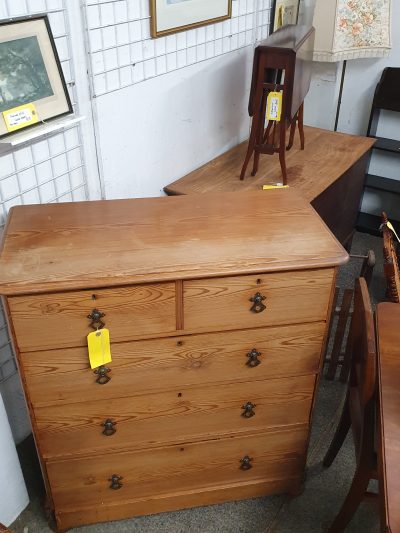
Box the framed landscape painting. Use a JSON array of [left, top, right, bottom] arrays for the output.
[[150, 0, 232, 38], [0, 15, 72, 138]]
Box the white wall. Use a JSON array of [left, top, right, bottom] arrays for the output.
[[85, 0, 272, 198], [97, 47, 254, 198]]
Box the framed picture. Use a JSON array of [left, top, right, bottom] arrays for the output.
[[150, 0, 232, 38], [0, 15, 72, 139], [270, 0, 300, 34]]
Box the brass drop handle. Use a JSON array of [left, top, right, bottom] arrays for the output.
[[239, 455, 253, 470], [241, 402, 256, 418], [102, 419, 117, 436], [87, 308, 105, 330], [250, 292, 266, 313], [94, 365, 111, 385], [246, 348, 261, 367], [109, 474, 123, 490]]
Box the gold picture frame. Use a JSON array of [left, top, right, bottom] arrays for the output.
[[150, 0, 232, 38]]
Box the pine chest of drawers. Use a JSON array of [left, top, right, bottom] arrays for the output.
[[0, 190, 348, 531]]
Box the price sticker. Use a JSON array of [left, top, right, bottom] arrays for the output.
[[266, 91, 282, 122], [3, 103, 39, 132], [87, 328, 112, 369]]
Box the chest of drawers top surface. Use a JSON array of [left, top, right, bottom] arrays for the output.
[[0, 189, 347, 295]]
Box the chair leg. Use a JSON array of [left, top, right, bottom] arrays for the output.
[[328, 467, 370, 533], [323, 392, 351, 467]]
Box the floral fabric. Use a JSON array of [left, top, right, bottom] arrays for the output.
[[313, 0, 392, 62]]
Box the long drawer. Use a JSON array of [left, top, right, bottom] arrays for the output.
[[184, 269, 334, 333], [35, 374, 315, 459], [8, 283, 176, 351], [21, 322, 325, 407], [46, 427, 308, 511]]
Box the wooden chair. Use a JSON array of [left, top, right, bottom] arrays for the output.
[[381, 211, 400, 303], [324, 250, 375, 382], [323, 277, 378, 532]]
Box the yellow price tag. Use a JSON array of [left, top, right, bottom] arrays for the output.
[[266, 91, 282, 122], [87, 328, 112, 369], [262, 184, 289, 190], [386, 220, 400, 244], [3, 103, 39, 132]]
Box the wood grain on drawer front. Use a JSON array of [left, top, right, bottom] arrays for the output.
[[183, 269, 334, 332], [36, 374, 315, 459], [8, 283, 176, 352], [21, 322, 325, 407], [47, 427, 308, 511]]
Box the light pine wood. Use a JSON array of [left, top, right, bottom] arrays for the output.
[[21, 322, 325, 407], [0, 189, 347, 295], [56, 477, 297, 530], [47, 427, 308, 510], [35, 374, 315, 459], [164, 127, 375, 200], [377, 303, 400, 533], [184, 269, 334, 333], [9, 283, 176, 352], [0, 191, 347, 530]]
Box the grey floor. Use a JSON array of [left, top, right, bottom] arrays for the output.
[[11, 231, 385, 533]]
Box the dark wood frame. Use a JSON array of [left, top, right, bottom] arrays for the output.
[[0, 14, 72, 139]]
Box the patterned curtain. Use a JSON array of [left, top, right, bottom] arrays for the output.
[[313, 0, 392, 61]]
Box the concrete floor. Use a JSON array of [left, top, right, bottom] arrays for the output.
[[10, 232, 385, 533]]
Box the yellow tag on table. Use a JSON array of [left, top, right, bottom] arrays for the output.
[[3, 103, 39, 132], [87, 328, 112, 369], [266, 91, 282, 121], [262, 184, 289, 190]]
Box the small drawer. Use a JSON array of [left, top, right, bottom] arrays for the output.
[[8, 283, 176, 351], [35, 374, 315, 459], [183, 268, 334, 333], [46, 426, 308, 511], [21, 322, 325, 407]]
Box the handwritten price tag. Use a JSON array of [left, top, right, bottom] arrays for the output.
[[3, 103, 39, 132]]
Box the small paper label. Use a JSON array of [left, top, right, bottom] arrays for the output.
[[262, 184, 289, 190], [87, 328, 112, 369], [266, 91, 282, 122], [3, 103, 39, 132]]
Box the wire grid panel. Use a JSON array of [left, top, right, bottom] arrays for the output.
[[0, 0, 90, 383], [84, 0, 273, 97]]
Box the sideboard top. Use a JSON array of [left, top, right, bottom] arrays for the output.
[[0, 189, 348, 295]]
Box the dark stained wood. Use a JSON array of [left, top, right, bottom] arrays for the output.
[[381, 212, 400, 303], [323, 278, 378, 532], [241, 25, 315, 183], [377, 302, 400, 533], [325, 288, 353, 380], [0, 189, 348, 295]]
